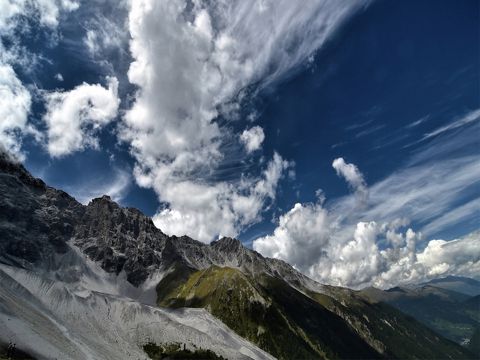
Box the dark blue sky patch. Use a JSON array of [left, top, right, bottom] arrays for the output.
[[13, 0, 480, 245]]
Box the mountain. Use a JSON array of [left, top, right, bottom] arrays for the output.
[[360, 284, 480, 347], [0, 152, 475, 360], [466, 326, 480, 355], [421, 276, 480, 296]]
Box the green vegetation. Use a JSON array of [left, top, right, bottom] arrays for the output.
[[143, 342, 226, 360], [156, 263, 196, 302], [360, 286, 480, 345], [157, 264, 475, 360], [157, 265, 381, 359], [309, 287, 474, 359]]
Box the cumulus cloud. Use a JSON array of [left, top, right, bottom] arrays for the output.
[[152, 152, 291, 242], [122, 0, 363, 242], [0, 0, 79, 158], [0, 0, 78, 31], [327, 223, 480, 289], [0, 64, 33, 159], [43, 77, 120, 157], [332, 157, 368, 203], [240, 126, 265, 153], [254, 194, 480, 289], [415, 232, 480, 280], [254, 134, 480, 288], [253, 201, 332, 269]]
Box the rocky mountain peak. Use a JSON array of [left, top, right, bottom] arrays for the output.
[[0, 151, 315, 290], [0, 151, 46, 190], [91, 194, 113, 203], [211, 236, 242, 251]]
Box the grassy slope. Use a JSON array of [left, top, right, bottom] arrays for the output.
[[360, 286, 480, 344], [157, 265, 476, 360], [309, 287, 474, 360], [157, 266, 381, 360]]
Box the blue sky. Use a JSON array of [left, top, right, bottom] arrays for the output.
[[1, 0, 479, 288]]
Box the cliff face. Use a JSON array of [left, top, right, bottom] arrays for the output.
[[0, 152, 316, 290], [0, 152, 83, 266]]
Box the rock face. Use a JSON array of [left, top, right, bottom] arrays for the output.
[[0, 152, 83, 267], [0, 151, 318, 291], [73, 195, 169, 285], [0, 152, 475, 360]]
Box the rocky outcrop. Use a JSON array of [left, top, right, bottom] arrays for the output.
[[0, 152, 83, 267], [0, 152, 314, 290]]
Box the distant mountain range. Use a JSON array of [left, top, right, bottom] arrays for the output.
[[0, 151, 476, 360], [360, 277, 479, 352], [420, 276, 480, 296]]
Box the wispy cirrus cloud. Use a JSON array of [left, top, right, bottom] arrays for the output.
[[405, 114, 430, 129], [254, 111, 480, 288], [0, 0, 79, 159], [62, 166, 132, 205], [122, 0, 367, 242], [0, 0, 369, 242], [422, 109, 480, 140]]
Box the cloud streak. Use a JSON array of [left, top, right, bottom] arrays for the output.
[[63, 167, 131, 205], [422, 109, 480, 140], [254, 118, 480, 288], [0, 0, 80, 158], [122, 0, 365, 242]]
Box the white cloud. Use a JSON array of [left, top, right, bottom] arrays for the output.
[[405, 114, 430, 129], [0, 0, 23, 31], [63, 167, 131, 205], [339, 156, 480, 237], [332, 157, 368, 204], [0, 0, 78, 32], [0, 64, 33, 159], [240, 126, 265, 153], [254, 195, 480, 289], [83, 12, 128, 59], [415, 232, 480, 280], [420, 198, 480, 237], [122, 0, 363, 242], [254, 130, 480, 288], [33, 0, 79, 27], [152, 152, 290, 242], [0, 0, 79, 159], [423, 109, 480, 140], [253, 201, 332, 269], [43, 77, 120, 157]]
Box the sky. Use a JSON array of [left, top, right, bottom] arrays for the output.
[[0, 0, 479, 289]]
